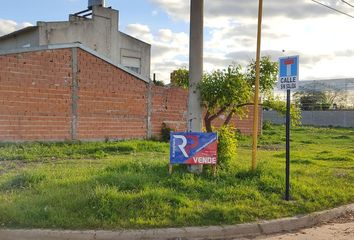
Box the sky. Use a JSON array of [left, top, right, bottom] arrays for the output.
[[1, 0, 354, 83]]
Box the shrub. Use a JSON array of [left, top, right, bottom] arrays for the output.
[[217, 126, 238, 169], [161, 123, 173, 142], [262, 120, 273, 130]]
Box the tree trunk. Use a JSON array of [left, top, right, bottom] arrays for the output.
[[204, 112, 213, 132], [223, 111, 234, 126]]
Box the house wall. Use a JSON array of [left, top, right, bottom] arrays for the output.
[[119, 32, 151, 78], [38, 6, 119, 62], [0, 28, 39, 50]]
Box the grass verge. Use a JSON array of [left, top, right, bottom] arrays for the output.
[[0, 125, 353, 229]]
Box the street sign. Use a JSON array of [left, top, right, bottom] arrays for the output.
[[277, 55, 300, 201], [170, 132, 217, 165], [278, 55, 299, 91]]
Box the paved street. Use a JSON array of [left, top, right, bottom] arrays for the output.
[[255, 212, 354, 240]]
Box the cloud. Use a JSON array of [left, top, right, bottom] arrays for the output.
[[124, 24, 189, 81], [0, 19, 32, 37], [131, 0, 354, 81], [149, 0, 350, 25], [125, 24, 154, 43], [157, 29, 173, 42]]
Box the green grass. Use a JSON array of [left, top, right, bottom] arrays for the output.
[[0, 125, 353, 229]]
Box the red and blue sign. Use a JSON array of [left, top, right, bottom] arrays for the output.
[[170, 132, 218, 165]]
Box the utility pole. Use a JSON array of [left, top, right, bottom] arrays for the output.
[[188, 0, 204, 174], [251, 0, 263, 171]]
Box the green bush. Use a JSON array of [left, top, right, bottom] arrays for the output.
[[262, 120, 273, 130], [161, 123, 173, 142], [217, 126, 238, 169]]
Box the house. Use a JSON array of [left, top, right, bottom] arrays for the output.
[[0, 0, 151, 79]]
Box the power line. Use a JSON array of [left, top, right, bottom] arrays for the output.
[[341, 0, 354, 8], [310, 0, 354, 18]]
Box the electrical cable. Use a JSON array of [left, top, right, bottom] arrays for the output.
[[310, 0, 354, 18], [341, 0, 354, 8]]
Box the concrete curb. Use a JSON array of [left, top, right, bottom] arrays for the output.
[[0, 204, 353, 240]]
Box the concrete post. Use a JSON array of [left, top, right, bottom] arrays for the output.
[[71, 47, 79, 141], [146, 78, 153, 139], [188, 0, 204, 174]]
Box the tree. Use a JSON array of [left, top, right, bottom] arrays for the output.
[[199, 56, 299, 132], [153, 79, 165, 86], [199, 65, 251, 132], [170, 67, 189, 89], [245, 56, 278, 94]]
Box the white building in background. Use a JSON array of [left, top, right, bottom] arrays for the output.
[[0, 0, 151, 79]]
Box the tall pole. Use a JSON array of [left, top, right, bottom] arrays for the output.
[[188, 0, 204, 174], [251, 0, 264, 171]]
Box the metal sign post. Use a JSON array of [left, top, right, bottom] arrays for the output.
[[278, 55, 299, 201], [285, 89, 291, 201]]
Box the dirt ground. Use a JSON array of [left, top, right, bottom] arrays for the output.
[[255, 211, 354, 240]]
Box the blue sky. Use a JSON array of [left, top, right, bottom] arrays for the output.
[[0, 0, 188, 32], [1, 0, 354, 82]]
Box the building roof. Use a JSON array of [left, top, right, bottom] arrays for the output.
[[0, 26, 38, 40]]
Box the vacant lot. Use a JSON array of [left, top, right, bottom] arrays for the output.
[[0, 125, 353, 229]]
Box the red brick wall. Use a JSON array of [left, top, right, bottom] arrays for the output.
[[212, 105, 262, 135], [76, 49, 148, 140], [151, 85, 188, 136], [151, 86, 261, 137], [0, 49, 72, 141], [0, 47, 260, 142]]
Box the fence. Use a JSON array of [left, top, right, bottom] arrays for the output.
[[263, 110, 354, 128]]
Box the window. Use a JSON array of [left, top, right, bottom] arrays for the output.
[[122, 57, 141, 74]]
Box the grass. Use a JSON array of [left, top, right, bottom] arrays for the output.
[[0, 125, 353, 229]]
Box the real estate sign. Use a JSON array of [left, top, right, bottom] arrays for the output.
[[170, 132, 217, 165], [278, 55, 299, 91]]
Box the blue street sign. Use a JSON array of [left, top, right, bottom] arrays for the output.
[[278, 55, 299, 91], [170, 132, 218, 165]]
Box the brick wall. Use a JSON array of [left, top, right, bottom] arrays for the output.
[[151, 85, 261, 137], [0, 46, 260, 142], [0, 49, 72, 141], [212, 105, 262, 135], [151, 85, 188, 137], [76, 49, 148, 140]]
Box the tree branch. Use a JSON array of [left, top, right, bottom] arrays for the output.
[[208, 106, 229, 121], [223, 110, 235, 125]]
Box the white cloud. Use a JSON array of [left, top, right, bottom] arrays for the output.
[[125, 24, 189, 82], [125, 24, 154, 44], [158, 29, 173, 42], [0, 19, 32, 37], [146, 0, 354, 81]]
